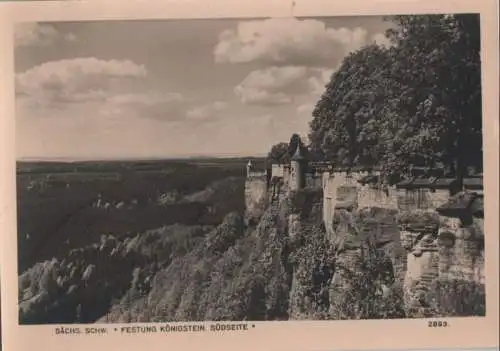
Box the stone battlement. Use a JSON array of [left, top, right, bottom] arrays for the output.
[[245, 144, 483, 237]]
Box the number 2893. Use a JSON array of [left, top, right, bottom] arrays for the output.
[[428, 320, 448, 327]]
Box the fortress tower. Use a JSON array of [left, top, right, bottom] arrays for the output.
[[289, 143, 306, 191], [246, 160, 253, 177]]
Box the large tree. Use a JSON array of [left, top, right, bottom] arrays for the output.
[[383, 14, 482, 182], [308, 14, 482, 182], [267, 142, 289, 165], [309, 44, 393, 168], [267, 134, 309, 165]]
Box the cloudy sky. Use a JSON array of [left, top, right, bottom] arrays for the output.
[[15, 16, 392, 160]]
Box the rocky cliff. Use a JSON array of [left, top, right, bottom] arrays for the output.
[[18, 186, 485, 323], [398, 192, 485, 317]]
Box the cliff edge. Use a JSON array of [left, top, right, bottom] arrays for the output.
[[18, 186, 484, 323]]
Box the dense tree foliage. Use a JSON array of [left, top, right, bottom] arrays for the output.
[[267, 133, 310, 165], [308, 14, 482, 183], [267, 142, 289, 165]]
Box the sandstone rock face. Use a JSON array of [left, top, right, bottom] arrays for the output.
[[432, 192, 485, 316], [288, 214, 300, 241], [397, 193, 485, 317], [398, 210, 440, 316], [328, 247, 364, 312], [286, 188, 333, 320], [244, 175, 268, 224], [20, 178, 485, 323], [19, 258, 61, 318], [438, 215, 484, 284], [327, 207, 405, 319], [18, 225, 214, 324], [335, 185, 358, 211]]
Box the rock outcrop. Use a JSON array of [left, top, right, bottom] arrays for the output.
[[287, 188, 334, 319], [19, 224, 214, 324], [19, 182, 485, 323], [397, 192, 485, 317], [327, 207, 405, 319], [244, 174, 268, 225], [397, 210, 440, 316]]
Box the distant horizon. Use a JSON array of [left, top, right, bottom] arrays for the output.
[[16, 152, 269, 163]]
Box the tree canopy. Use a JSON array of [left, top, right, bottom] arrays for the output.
[[267, 133, 310, 165], [307, 14, 482, 182]]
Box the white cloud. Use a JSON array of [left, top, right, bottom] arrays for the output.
[[235, 66, 333, 106], [214, 18, 380, 66], [15, 23, 76, 47], [103, 92, 188, 121], [186, 101, 228, 121], [15, 58, 194, 123], [16, 58, 147, 108], [106, 92, 183, 106]]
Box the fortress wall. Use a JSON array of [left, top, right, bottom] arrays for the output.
[[335, 185, 358, 210], [271, 164, 285, 178], [305, 173, 323, 188], [397, 188, 451, 212], [283, 167, 290, 187], [323, 175, 342, 236], [428, 189, 452, 208], [244, 175, 268, 222], [357, 185, 398, 210], [276, 163, 485, 316]]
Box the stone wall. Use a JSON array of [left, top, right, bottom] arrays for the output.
[[305, 173, 323, 189], [397, 188, 451, 212], [271, 164, 285, 178], [335, 185, 358, 210], [322, 174, 399, 232], [357, 185, 398, 210], [323, 175, 340, 237], [244, 175, 268, 224]]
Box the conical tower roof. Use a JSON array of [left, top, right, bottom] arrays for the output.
[[291, 143, 305, 161]]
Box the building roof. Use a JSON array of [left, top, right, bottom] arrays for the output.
[[291, 143, 305, 161], [350, 165, 372, 172], [395, 177, 415, 188], [436, 192, 482, 218], [408, 166, 446, 177], [433, 178, 458, 188], [463, 177, 483, 189], [396, 176, 459, 190], [411, 177, 437, 187], [358, 175, 379, 185], [469, 195, 484, 218]]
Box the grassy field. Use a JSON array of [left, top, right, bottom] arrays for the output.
[[17, 157, 265, 273]]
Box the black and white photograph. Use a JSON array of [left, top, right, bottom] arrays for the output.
[[14, 12, 488, 326]]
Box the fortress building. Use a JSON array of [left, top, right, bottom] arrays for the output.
[[245, 139, 484, 224], [289, 143, 306, 191], [244, 139, 485, 317]]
